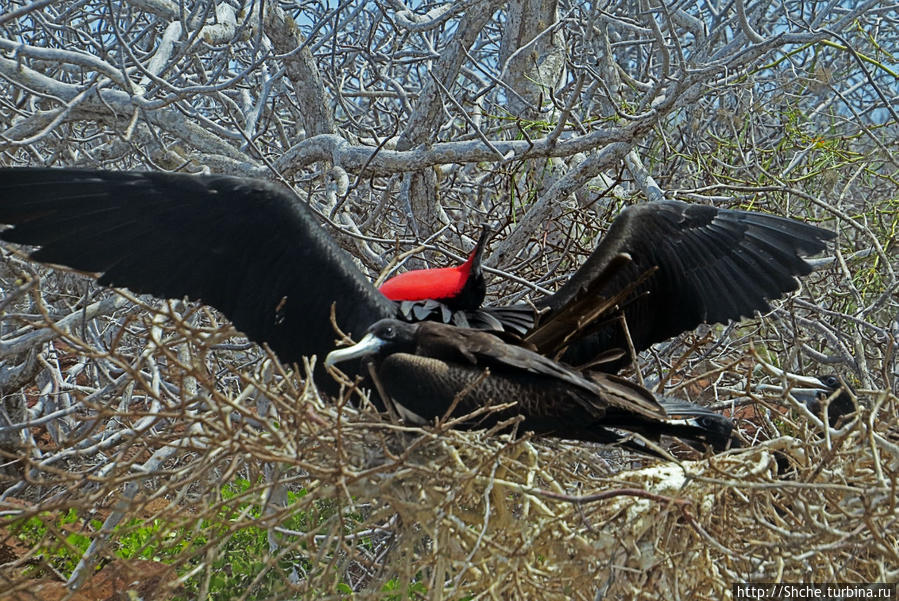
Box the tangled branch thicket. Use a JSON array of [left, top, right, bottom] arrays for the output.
[[1, 0, 897, 599], [0, 300, 896, 599]]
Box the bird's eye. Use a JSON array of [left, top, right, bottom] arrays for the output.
[[823, 376, 839, 388], [383, 326, 395, 339]]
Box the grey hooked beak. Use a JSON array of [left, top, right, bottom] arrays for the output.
[[324, 333, 384, 368], [780, 373, 827, 387], [758, 374, 830, 410], [788, 386, 829, 411]]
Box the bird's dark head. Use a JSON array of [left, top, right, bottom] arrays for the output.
[[324, 319, 418, 367], [817, 374, 843, 391], [791, 374, 856, 427]]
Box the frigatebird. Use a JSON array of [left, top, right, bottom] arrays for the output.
[[0, 168, 833, 371], [324, 319, 735, 451], [0, 167, 834, 451], [789, 375, 856, 427]]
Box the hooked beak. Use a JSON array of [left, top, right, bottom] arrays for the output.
[[469, 224, 493, 270], [760, 374, 830, 410], [324, 333, 384, 368], [788, 386, 829, 411]]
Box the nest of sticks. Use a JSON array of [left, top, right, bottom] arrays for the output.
[[0, 275, 896, 600]]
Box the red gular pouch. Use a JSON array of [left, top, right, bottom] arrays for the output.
[[379, 227, 490, 311]]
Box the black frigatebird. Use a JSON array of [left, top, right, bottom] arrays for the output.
[[324, 319, 735, 451], [789, 375, 857, 427], [0, 167, 833, 386]]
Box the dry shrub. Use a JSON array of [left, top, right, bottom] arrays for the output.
[[0, 290, 896, 601]]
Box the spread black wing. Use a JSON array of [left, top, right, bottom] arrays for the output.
[[538, 201, 834, 368], [0, 168, 396, 362]]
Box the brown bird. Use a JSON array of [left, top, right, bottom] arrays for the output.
[[790, 375, 857, 427], [326, 319, 735, 452]]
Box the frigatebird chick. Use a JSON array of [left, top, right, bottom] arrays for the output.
[[768, 375, 858, 477], [325, 319, 734, 453], [789, 375, 857, 428]]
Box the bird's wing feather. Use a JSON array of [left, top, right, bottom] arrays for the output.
[[542, 201, 833, 368], [415, 322, 667, 419], [0, 168, 396, 362]]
